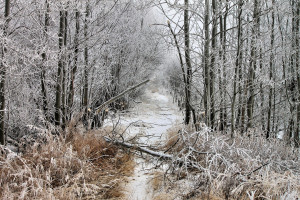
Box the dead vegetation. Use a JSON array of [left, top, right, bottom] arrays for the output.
[[0, 124, 134, 200], [158, 126, 300, 199]]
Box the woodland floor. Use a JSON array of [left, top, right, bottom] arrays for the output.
[[2, 80, 299, 199]]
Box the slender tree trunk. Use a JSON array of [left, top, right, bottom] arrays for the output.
[[184, 0, 192, 125], [68, 9, 80, 119], [210, 0, 216, 129], [0, 0, 10, 145], [277, 10, 292, 143], [287, 1, 297, 144], [83, 1, 90, 127], [219, 1, 228, 132], [61, 10, 68, 129], [295, 0, 300, 147], [267, 0, 275, 139], [259, 48, 265, 132], [167, 21, 197, 128], [231, 0, 243, 136], [167, 22, 186, 87], [204, 0, 210, 127], [247, 0, 259, 130], [41, 0, 50, 122], [55, 9, 66, 126], [219, 2, 224, 131]]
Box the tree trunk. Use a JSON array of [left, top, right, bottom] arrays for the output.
[[219, 1, 228, 132], [266, 0, 275, 139], [210, 0, 216, 129], [295, 0, 300, 147], [184, 0, 192, 125], [204, 0, 210, 127], [259, 48, 265, 132], [231, 0, 243, 136], [0, 0, 10, 145], [83, 1, 90, 128], [68, 9, 80, 120], [54, 9, 66, 126], [41, 0, 50, 122], [61, 9, 68, 129], [167, 21, 192, 126], [247, 0, 259, 130]]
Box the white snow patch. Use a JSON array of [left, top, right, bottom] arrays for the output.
[[105, 82, 182, 199], [151, 92, 169, 103]]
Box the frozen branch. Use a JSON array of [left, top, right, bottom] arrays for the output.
[[103, 136, 173, 160], [95, 79, 150, 114]]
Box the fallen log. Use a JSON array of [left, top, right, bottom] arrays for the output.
[[103, 136, 173, 160]]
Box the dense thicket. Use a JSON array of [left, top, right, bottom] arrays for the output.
[[159, 0, 300, 146], [0, 0, 162, 145]]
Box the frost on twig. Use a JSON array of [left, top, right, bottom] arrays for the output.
[[104, 136, 173, 160], [154, 125, 300, 199]]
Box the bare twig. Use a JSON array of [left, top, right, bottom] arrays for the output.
[[247, 162, 270, 176]]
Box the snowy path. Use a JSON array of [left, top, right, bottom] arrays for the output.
[[106, 82, 182, 199]]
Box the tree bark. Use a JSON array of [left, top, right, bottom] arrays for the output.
[[68, 9, 80, 120], [0, 0, 10, 145], [82, 1, 90, 128], [259, 47, 265, 132], [61, 9, 68, 129], [231, 0, 243, 136], [210, 0, 216, 129], [184, 0, 192, 125], [41, 0, 50, 122], [295, 0, 300, 147], [54, 9, 66, 126], [204, 0, 210, 127], [219, 1, 228, 132], [266, 0, 275, 139], [247, 0, 259, 130]]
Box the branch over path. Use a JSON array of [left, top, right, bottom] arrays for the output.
[[95, 79, 150, 114]]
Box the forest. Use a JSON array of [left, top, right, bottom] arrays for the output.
[[0, 0, 300, 199]]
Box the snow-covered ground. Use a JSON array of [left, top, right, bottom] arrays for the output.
[[105, 81, 182, 199]]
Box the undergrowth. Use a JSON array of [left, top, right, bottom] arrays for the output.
[[161, 126, 300, 200], [0, 125, 134, 200]]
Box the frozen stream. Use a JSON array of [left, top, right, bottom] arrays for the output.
[[105, 82, 182, 199]]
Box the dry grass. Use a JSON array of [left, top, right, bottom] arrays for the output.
[[162, 126, 300, 200], [151, 171, 165, 192], [163, 125, 182, 153], [0, 125, 134, 200], [152, 193, 174, 200], [164, 127, 179, 148]]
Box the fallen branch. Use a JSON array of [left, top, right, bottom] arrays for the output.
[[95, 79, 150, 114], [164, 138, 180, 153], [247, 162, 270, 176], [104, 136, 173, 160]]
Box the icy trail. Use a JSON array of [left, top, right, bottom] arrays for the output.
[[106, 82, 182, 199]]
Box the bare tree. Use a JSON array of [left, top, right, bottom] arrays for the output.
[[231, 0, 243, 136], [294, 0, 300, 147], [40, 0, 50, 122], [0, 0, 10, 145], [203, 0, 211, 127], [266, 0, 276, 139], [68, 7, 80, 120], [55, 6, 67, 126], [184, 0, 192, 125]]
